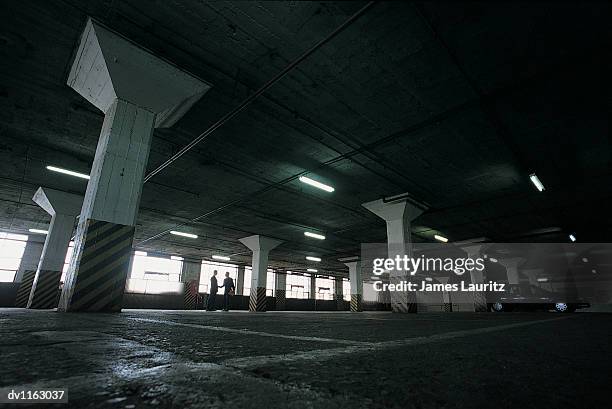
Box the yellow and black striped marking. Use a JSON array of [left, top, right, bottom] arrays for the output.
[[183, 279, 199, 310], [27, 269, 62, 309], [335, 294, 344, 311], [473, 291, 487, 312], [14, 270, 36, 307], [249, 286, 267, 312], [350, 293, 362, 312], [275, 289, 286, 310], [67, 219, 135, 312]]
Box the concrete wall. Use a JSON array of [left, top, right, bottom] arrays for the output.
[[0, 288, 373, 311], [0, 283, 19, 307], [124, 294, 354, 311]]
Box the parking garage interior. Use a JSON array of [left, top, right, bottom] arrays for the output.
[[0, 1, 611, 408]]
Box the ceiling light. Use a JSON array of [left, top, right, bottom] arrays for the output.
[[170, 231, 198, 239], [46, 165, 90, 180], [338, 256, 359, 262], [28, 228, 48, 235], [306, 256, 321, 262], [529, 173, 545, 192], [298, 176, 334, 192], [170, 256, 183, 261], [304, 231, 325, 240], [537, 278, 548, 282], [307, 268, 318, 273], [212, 255, 230, 261], [569, 234, 576, 242], [434, 234, 448, 243], [489, 257, 498, 263], [134, 251, 148, 257]]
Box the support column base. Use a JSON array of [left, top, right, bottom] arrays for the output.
[[249, 286, 267, 312], [350, 294, 362, 312], [60, 219, 134, 312], [474, 291, 488, 312], [390, 291, 418, 313], [275, 289, 286, 310], [28, 270, 62, 309], [335, 296, 345, 311], [183, 280, 199, 310], [14, 270, 36, 308]]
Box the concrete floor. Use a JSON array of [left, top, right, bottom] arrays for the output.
[[0, 309, 610, 409]]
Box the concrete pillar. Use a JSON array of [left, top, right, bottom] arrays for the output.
[[13, 237, 45, 307], [58, 19, 210, 312], [523, 268, 544, 288], [362, 198, 425, 313], [275, 272, 287, 310], [239, 235, 283, 312], [309, 274, 316, 300], [181, 259, 201, 310], [15, 237, 44, 282], [499, 258, 523, 285], [346, 261, 363, 312], [334, 277, 344, 310], [236, 265, 246, 296], [464, 245, 487, 312], [27, 188, 82, 309], [438, 276, 452, 312]]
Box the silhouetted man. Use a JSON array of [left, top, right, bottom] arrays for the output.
[[207, 270, 219, 311], [219, 272, 235, 311]]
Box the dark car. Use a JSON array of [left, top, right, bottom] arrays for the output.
[[488, 284, 590, 313]]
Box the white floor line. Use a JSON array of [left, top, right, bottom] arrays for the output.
[[222, 315, 575, 369], [127, 317, 377, 346]]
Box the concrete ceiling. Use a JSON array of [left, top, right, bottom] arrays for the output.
[[1, 1, 611, 276]]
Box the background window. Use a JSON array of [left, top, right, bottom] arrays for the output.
[[126, 252, 183, 294], [266, 269, 275, 296], [199, 260, 238, 294], [343, 279, 351, 301], [243, 267, 252, 295], [286, 273, 309, 299], [315, 276, 334, 300], [241, 267, 275, 296], [59, 241, 75, 285], [0, 232, 27, 282]]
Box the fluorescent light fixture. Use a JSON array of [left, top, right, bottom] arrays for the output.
[[306, 256, 321, 262], [28, 228, 48, 235], [569, 234, 576, 242], [134, 251, 148, 257], [46, 165, 90, 180], [304, 231, 325, 240], [170, 231, 198, 239], [489, 257, 498, 263], [338, 256, 359, 262], [425, 277, 433, 282], [307, 268, 318, 273], [529, 173, 545, 192], [170, 256, 183, 261], [455, 237, 489, 245], [212, 255, 230, 261], [537, 278, 548, 282], [298, 176, 334, 192], [434, 234, 448, 243]]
